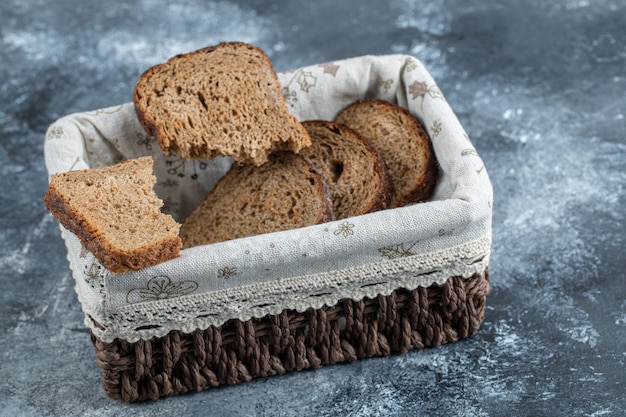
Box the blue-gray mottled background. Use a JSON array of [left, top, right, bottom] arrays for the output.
[[1, 0, 625, 415]]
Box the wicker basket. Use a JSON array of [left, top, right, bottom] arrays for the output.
[[44, 53, 492, 402], [92, 272, 489, 402]]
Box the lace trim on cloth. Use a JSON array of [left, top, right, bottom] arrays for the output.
[[73, 235, 490, 343]]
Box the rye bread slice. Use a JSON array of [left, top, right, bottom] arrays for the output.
[[180, 152, 333, 248], [335, 99, 438, 207], [44, 157, 182, 273], [133, 42, 311, 165], [301, 120, 393, 219]]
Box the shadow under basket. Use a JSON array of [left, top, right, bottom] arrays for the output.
[[91, 271, 489, 402]]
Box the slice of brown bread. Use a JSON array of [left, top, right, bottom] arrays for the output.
[[180, 151, 333, 248], [301, 120, 393, 219], [335, 99, 438, 208], [133, 42, 311, 166], [44, 157, 182, 273]]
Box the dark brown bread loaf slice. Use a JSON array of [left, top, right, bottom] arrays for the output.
[[133, 42, 311, 166], [335, 99, 438, 208], [301, 120, 393, 219], [44, 157, 182, 273], [180, 152, 333, 248]]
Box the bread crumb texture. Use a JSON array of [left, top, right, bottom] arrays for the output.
[[44, 157, 182, 272], [335, 99, 438, 208], [134, 42, 311, 165], [301, 120, 393, 219], [180, 152, 332, 248]]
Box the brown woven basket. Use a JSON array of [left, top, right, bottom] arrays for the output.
[[91, 270, 489, 402]]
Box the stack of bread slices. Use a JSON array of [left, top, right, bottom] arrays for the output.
[[44, 42, 438, 272]]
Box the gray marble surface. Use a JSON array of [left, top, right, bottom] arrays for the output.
[[1, 0, 625, 415]]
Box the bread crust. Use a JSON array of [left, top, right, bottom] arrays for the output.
[[304, 157, 335, 225]]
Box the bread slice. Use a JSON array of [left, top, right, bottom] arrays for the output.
[[335, 99, 438, 207], [180, 152, 333, 248], [133, 42, 311, 165], [301, 120, 393, 219], [44, 157, 182, 273]]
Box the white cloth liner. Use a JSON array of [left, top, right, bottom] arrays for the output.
[[44, 54, 493, 343]]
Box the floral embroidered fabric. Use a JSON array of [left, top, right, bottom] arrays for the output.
[[44, 54, 493, 343]]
